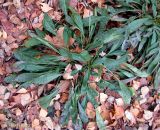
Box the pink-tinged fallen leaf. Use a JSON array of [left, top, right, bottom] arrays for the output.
[[69, 0, 78, 8], [63, 64, 73, 80], [0, 114, 6, 121], [86, 102, 96, 119], [2, 30, 7, 39], [44, 117, 54, 130], [13, 0, 21, 8], [15, 108, 22, 116], [86, 122, 97, 130], [54, 101, 61, 110], [53, 94, 60, 100], [114, 104, 124, 119], [141, 86, 149, 97], [32, 118, 40, 128], [4, 92, 10, 100], [52, 11, 62, 21], [143, 110, 153, 120], [16, 88, 28, 94], [25, 0, 34, 5], [99, 93, 108, 103], [0, 85, 6, 95], [107, 96, 115, 104], [59, 93, 69, 103], [83, 8, 93, 18], [115, 98, 124, 106], [0, 100, 4, 107], [39, 108, 48, 117], [40, 3, 53, 12], [132, 80, 141, 90], [125, 110, 136, 124], [130, 107, 140, 117], [75, 64, 82, 70], [100, 104, 111, 121], [20, 93, 31, 106]]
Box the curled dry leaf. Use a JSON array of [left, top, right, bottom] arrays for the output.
[[125, 110, 136, 124], [0, 85, 6, 95], [115, 98, 124, 106], [63, 64, 73, 80], [99, 93, 108, 103], [86, 122, 97, 130], [141, 86, 149, 97], [16, 88, 28, 94], [20, 93, 31, 106], [114, 104, 124, 119], [86, 102, 96, 119], [15, 108, 22, 116], [13, 0, 21, 8], [44, 117, 54, 130], [39, 108, 48, 118], [32, 118, 40, 128], [132, 80, 141, 90], [0, 114, 6, 121], [83, 8, 93, 18], [40, 3, 53, 12], [143, 110, 153, 120]]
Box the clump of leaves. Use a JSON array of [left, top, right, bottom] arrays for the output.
[[5, 0, 154, 127]]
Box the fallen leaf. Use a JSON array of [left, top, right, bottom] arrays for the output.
[[0, 114, 6, 121], [0, 85, 6, 95], [13, 0, 21, 8], [20, 93, 31, 106], [15, 108, 22, 116], [86, 122, 97, 130], [141, 86, 149, 97], [40, 3, 53, 12], [114, 104, 124, 119], [83, 8, 93, 18], [39, 108, 48, 117], [125, 110, 136, 124], [130, 107, 139, 117], [86, 102, 96, 119], [132, 80, 141, 90], [0, 100, 4, 107], [59, 93, 69, 103], [99, 93, 108, 103], [54, 101, 61, 110], [69, 0, 78, 8], [16, 88, 28, 94], [2, 30, 7, 39], [63, 64, 73, 80], [44, 117, 54, 130], [143, 110, 153, 120], [115, 98, 124, 106], [32, 119, 40, 128]]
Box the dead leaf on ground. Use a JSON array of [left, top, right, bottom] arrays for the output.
[[86, 122, 97, 130], [114, 104, 124, 119], [86, 102, 96, 119], [20, 93, 32, 106], [39, 108, 48, 118], [143, 110, 153, 120], [40, 3, 53, 12]]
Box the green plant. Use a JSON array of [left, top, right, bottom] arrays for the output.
[[5, 0, 158, 128]]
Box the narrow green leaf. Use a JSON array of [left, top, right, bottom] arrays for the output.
[[42, 13, 56, 35], [78, 102, 88, 123], [118, 81, 133, 104], [154, 68, 160, 89], [124, 63, 149, 77], [127, 18, 149, 33], [39, 89, 59, 109]]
